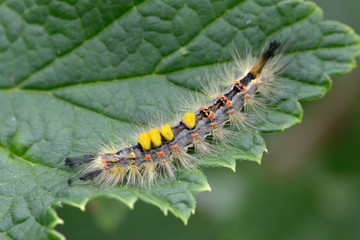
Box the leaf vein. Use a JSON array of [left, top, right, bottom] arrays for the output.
[[16, 0, 148, 88]]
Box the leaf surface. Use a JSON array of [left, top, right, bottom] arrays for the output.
[[0, 0, 359, 239]]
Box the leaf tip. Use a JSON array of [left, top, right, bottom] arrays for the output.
[[80, 204, 86, 212], [128, 203, 135, 210], [182, 217, 189, 225], [47, 229, 66, 240], [57, 218, 64, 225], [163, 208, 169, 216]]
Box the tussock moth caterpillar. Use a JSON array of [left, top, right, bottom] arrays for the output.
[[65, 39, 289, 188]]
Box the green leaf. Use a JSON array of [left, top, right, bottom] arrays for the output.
[[0, 0, 359, 239]]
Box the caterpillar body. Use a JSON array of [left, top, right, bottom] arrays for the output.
[[66, 40, 285, 188]]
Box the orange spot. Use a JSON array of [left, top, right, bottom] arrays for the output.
[[171, 145, 179, 150], [257, 81, 263, 86], [145, 154, 152, 160], [244, 95, 249, 99], [228, 110, 235, 115], [131, 165, 136, 169], [157, 151, 165, 157], [210, 123, 217, 127], [234, 80, 239, 85], [162, 159, 167, 163], [201, 106, 207, 110], [130, 152, 135, 159], [225, 101, 232, 108], [238, 82, 243, 88], [217, 94, 223, 99], [242, 87, 247, 93], [223, 96, 228, 101], [209, 112, 215, 119], [102, 160, 108, 168], [130, 160, 135, 164], [192, 133, 199, 139]]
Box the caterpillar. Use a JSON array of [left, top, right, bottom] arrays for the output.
[[65, 39, 287, 188]]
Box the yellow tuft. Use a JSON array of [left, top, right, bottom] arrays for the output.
[[149, 128, 162, 147], [182, 112, 196, 129], [160, 124, 173, 141], [138, 132, 151, 150]]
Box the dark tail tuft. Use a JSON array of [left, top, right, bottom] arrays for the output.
[[65, 157, 74, 167], [79, 170, 103, 181], [65, 154, 96, 167], [67, 178, 73, 185]]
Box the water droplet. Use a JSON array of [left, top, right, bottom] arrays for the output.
[[246, 19, 251, 24], [11, 117, 16, 121]]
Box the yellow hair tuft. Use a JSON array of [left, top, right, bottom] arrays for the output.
[[182, 112, 196, 129], [138, 132, 151, 150], [160, 124, 174, 141], [149, 128, 162, 147]]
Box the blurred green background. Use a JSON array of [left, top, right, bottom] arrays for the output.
[[55, 0, 360, 239]]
